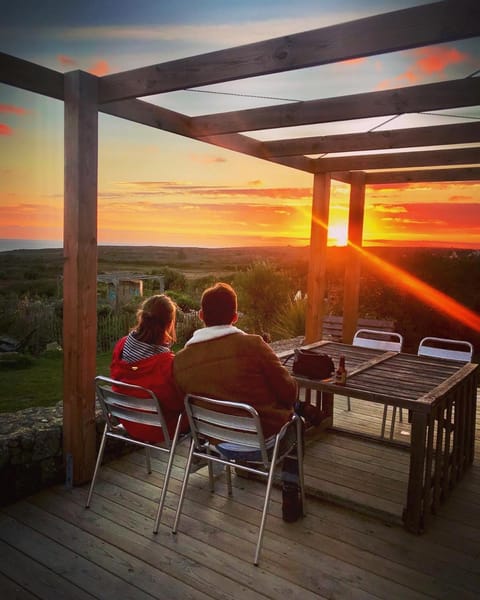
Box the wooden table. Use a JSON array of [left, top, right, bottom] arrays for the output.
[[280, 341, 478, 533]]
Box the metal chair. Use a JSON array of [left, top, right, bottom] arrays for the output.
[[86, 375, 186, 533], [351, 328, 404, 440], [172, 394, 305, 566], [417, 337, 473, 362]]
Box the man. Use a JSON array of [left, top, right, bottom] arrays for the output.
[[173, 282, 298, 437]]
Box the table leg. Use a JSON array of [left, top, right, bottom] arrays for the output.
[[404, 410, 428, 534]]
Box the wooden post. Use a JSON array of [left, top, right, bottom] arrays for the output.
[[305, 173, 331, 343], [63, 70, 98, 485], [342, 172, 365, 343]]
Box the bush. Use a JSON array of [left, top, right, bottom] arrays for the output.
[[234, 261, 292, 335], [271, 296, 307, 341]]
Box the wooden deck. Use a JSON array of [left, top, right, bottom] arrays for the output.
[[0, 392, 479, 599]]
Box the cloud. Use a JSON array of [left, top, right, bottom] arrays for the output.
[[448, 195, 472, 203], [0, 104, 29, 115], [339, 57, 366, 67], [89, 60, 110, 76], [189, 154, 227, 164], [112, 180, 312, 203], [413, 47, 468, 75], [376, 45, 470, 89], [48, 16, 349, 46], [57, 54, 77, 67], [0, 124, 13, 135], [372, 205, 407, 214], [373, 202, 480, 229]]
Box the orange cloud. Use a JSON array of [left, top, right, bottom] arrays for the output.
[[89, 60, 110, 76], [58, 54, 77, 67], [376, 45, 469, 89], [414, 47, 467, 75], [0, 124, 13, 135], [189, 154, 227, 164], [340, 57, 366, 67], [0, 104, 29, 115]]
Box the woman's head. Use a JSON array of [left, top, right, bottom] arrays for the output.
[[133, 294, 177, 345], [200, 282, 238, 326]]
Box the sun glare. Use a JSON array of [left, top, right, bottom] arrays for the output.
[[328, 223, 348, 246], [354, 243, 480, 334]]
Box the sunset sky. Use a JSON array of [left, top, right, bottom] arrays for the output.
[[1, 0, 479, 249]]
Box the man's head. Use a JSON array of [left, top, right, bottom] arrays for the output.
[[200, 282, 238, 326]]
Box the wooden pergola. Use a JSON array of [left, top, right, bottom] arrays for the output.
[[2, 0, 479, 484]]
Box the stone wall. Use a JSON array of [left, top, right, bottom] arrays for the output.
[[0, 402, 129, 506]]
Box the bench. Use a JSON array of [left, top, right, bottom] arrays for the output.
[[322, 315, 395, 342]]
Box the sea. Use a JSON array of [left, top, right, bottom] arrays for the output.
[[0, 239, 62, 252]]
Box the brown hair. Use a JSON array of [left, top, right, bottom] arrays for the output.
[[201, 282, 237, 326], [133, 294, 177, 345]]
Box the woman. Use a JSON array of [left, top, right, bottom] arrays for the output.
[[110, 294, 187, 442]]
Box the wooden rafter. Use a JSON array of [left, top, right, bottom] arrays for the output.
[[98, 0, 480, 103], [262, 122, 480, 156], [314, 147, 480, 172], [190, 78, 480, 136], [364, 167, 480, 184]]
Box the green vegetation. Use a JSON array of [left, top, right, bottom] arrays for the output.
[[1, 244, 479, 413], [0, 351, 112, 413]]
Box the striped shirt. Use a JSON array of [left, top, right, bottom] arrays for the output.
[[121, 331, 170, 363]]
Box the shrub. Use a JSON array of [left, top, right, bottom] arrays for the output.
[[234, 261, 292, 335], [271, 296, 307, 341]]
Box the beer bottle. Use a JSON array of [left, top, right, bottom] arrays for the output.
[[335, 354, 347, 385]]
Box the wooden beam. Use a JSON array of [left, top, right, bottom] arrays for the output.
[[343, 173, 366, 345], [101, 98, 315, 172], [98, 0, 480, 103], [0, 52, 64, 100], [63, 71, 98, 485], [365, 167, 480, 184], [314, 147, 479, 172], [263, 122, 480, 157], [305, 173, 331, 344], [189, 78, 480, 136]]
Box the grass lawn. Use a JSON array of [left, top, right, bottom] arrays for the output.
[[0, 351, 112, 413]]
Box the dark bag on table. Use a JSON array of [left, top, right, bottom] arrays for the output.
[[292, 348, 334, 380]]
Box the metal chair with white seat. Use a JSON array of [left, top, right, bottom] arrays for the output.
[[86, 375, 186, 533], [351, 328, 404, 439], [172, 394, 305, 566], [417, 337, 473, 362]]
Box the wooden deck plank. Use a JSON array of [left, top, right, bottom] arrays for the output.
[[108, 451, 479, 599], [0, 534, 97, 600], [0, 570, 39, 600], [0, 390, 478, 600], [3, 499, 214, 600]]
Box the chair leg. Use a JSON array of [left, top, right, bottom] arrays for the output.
[[153, 414, 183, 534], [86, 424, 108, 508], [254, 435, 281, 566], [207, 447, 215, 492], [145, 446, 152, 474], [296, 418, 306, 516], [380, 404, 388, 439], [389, 406, 397, 441], [225, 465, 233, 496], [347, 396, 351, 411], [172, 439, 195, 534]]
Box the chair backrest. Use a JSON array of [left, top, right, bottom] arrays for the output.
[[95, 375, 172, 445], [417, 337, 473, 362], [184, 394, 271, 466], [353, 328, 403, 352]]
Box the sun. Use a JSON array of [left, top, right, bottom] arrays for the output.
[[328, 223, 348, 246]]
